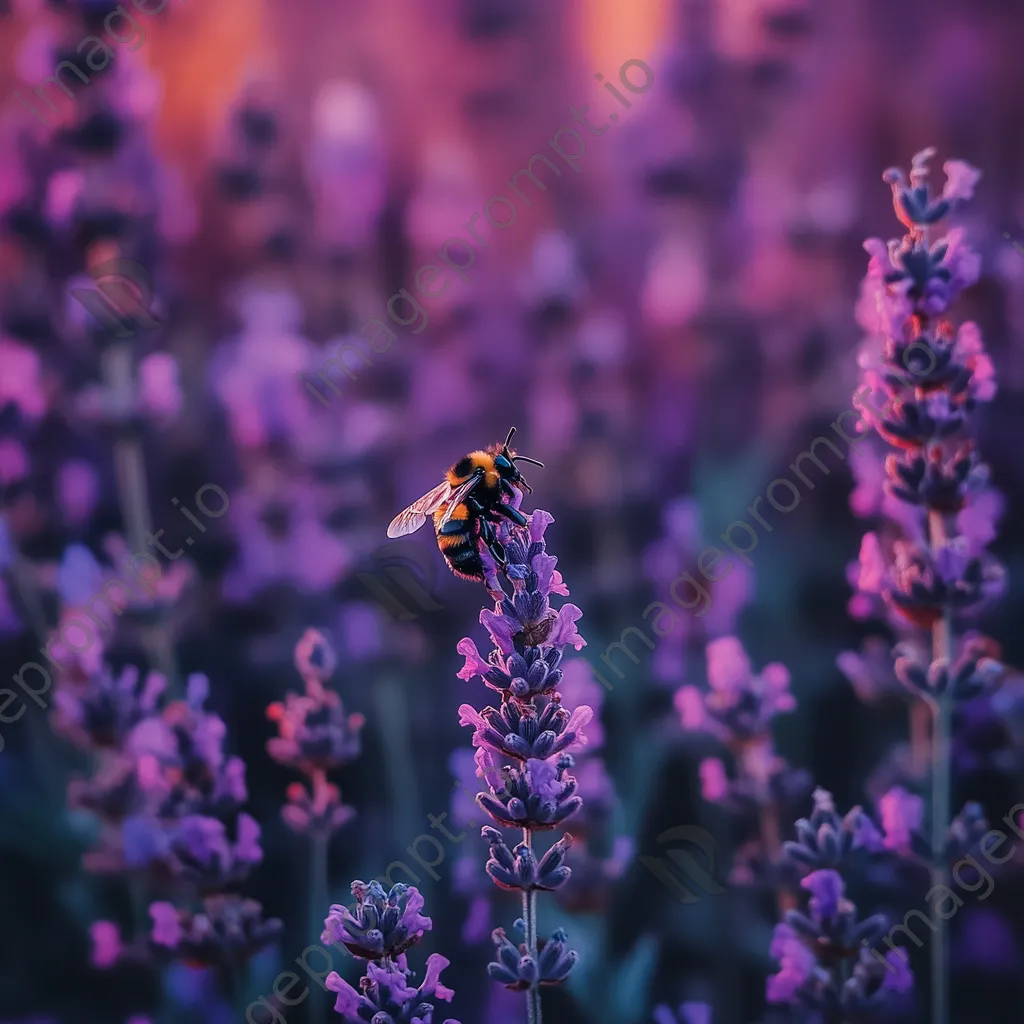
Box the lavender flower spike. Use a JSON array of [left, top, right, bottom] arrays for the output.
[[321, 882, 460, 1023], [851, 151, 1005, 1024], [766, 866, 910, 1020], [326, 956, 461, 1024], [458, 508, 585, 1022]]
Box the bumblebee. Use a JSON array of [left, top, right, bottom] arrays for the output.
[[386, 427, 544, 582]]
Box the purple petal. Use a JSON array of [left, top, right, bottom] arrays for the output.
[[527, 758, 561, 802], [234, 813, 263, 864], [941, 160, 981, 203], [398, 886, 433, 937], [529, 510, 554, 543], [149, 902, 182, 948], [801, 868, 844, 919], [480, 608, 519, 655], [548, 604, 586, 650], [325, 972, 362, 1016], [457, 704, 487, 730], [532, 552, 559, 596], [456, 638, 491, 681], [421, 953, 456, 1001], [706, 636, 752, 693]]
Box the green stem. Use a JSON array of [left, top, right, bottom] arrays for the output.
[[310, 775, 330, 1024], [2, 556, 56, 787], [930, 682, 952, 1024], [910, 700, 931, 779], [928, 509, 952, 1024], [522, 828, 542, 1024], [103, 343, 180, 695]]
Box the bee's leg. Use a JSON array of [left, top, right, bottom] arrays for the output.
[[494, 503, 528, 527], [478, 517, 507, 564]]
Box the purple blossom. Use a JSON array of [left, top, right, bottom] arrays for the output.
[[676, 637, 796, 745], [89, 920, 122, 969], [281, 779, 356, 835], [877, 786, 924, 854], [167, 811, 263, 888], [766, 923, 817, 1003], [149, 902, 183, 949], [769, 855, 899, 1017], [457, 507, 583, 1008], [51, 665, 165, 751], [320, 885, 460, 1023], [800, 869, 844, 921], [458, 698, 592, 762], [475, 754, 582, 831], [294, 626, 339, 682], [148, 895, 281, 970], [849, 149, 1006, 651], [322, 882, 432, 960], [699, 758, 729, 803], [267, 629, 363, 839], [487, 925, 578, 989], [941, 159, 982, 203], [653, 1004, 713, 1024], [325, 954, 461, 1023], [783, 788, 883, 870], [265, 684, 364, 771], [481, 827, 573, 891]]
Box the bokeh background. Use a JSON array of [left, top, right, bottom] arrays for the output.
[[2, 0, 1024, 1022]]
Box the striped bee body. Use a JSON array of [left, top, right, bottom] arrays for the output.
[[433, 499, 485, 581], [386, 428, 544, 584]]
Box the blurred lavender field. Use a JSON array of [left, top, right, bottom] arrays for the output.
[[2, 1, 1024, 1022]]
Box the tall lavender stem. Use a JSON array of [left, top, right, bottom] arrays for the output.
[[522, 827, 542, 1024], [848, 150, 1006, 1024], [101, 340, 181, 695], [929, 511, 953, 1024], [457, 505, 584, 1017], [267, 630, 364, 1023], [320, 883, 463, 1022], [309, 767, 331, 1024]]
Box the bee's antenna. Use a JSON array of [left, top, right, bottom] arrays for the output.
[[504, 426, 516, 450], [513, 456, 544, 468]]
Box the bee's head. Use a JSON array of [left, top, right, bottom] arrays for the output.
[[498, 426, 543, 493]]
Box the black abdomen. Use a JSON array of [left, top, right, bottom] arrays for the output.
[[435, 507, 485, 581]]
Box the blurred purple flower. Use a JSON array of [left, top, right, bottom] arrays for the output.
[[878, 787, 924, 854], [801, 868, 844, 921], [766, 923, 816, 1003], [89, 921, 122, 969], [149, 896, 281, 970], [676, 637, 795, 745], [941, 160, 982, 203], [653, 1004, 712, 1024], [138, 353, 183, 421], [294, 627, 338, 682]]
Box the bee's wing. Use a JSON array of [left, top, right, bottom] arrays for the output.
[[436, 472, 483, 529], [387, 480, 453, 538]]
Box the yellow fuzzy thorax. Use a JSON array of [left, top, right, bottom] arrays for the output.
[[447, 451, 500, 489]]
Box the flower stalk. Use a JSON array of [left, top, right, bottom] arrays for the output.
[[929, 509, 953, 1024], [456, 506, 586, 1021], [847, 149, 1005, 1024]]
